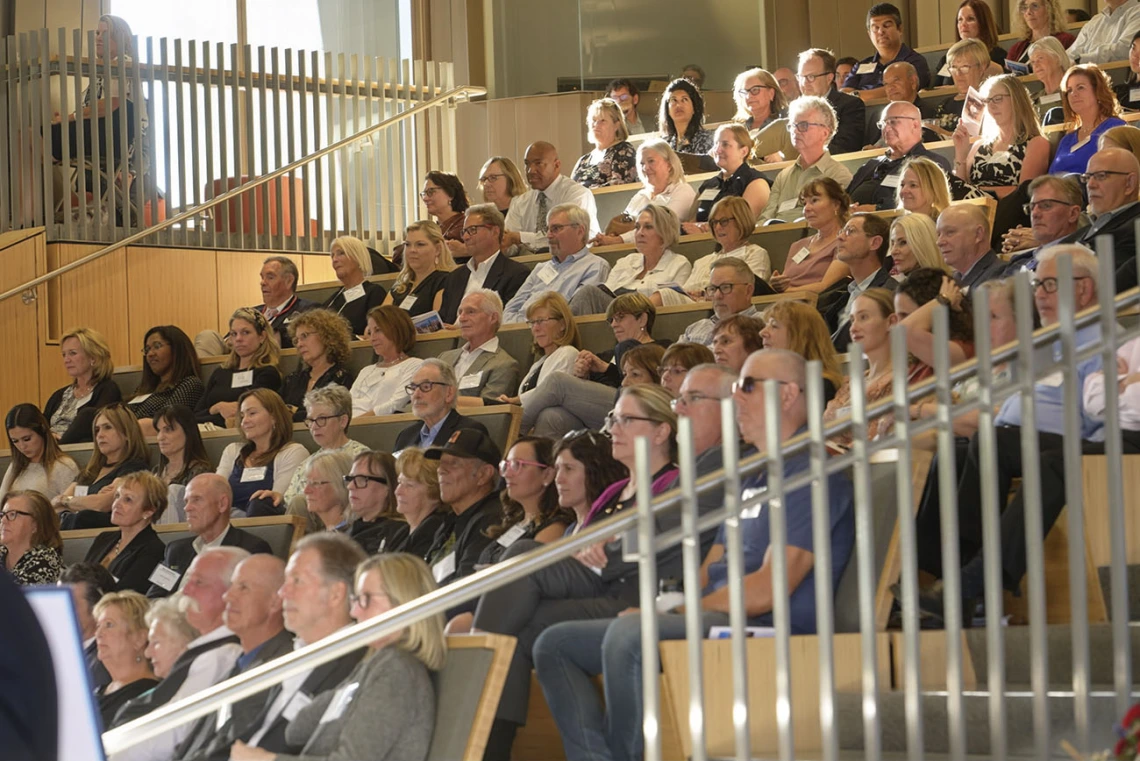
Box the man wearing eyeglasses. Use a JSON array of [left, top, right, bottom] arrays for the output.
[[846, 101, 951, 210], [796, 48, 866, 156], [820, 212, 898, 351], [679, 257, 759, 346], [841, 3, 931, 100], [392, 358, 489, 452], [605, 78, 645, 135], [146, 473, 272, 598], [760, 95, 853, 223], [438, 203, 530, 325], [502, 141, 601, 252], [1002, 175, 1084, 273]]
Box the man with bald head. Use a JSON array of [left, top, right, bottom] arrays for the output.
[[936, 204, 1006, 290], [1059, 147, 1140, 292], [503, 141, 600, 252], [147, 472, 272, 598], [866, 62, 940, 145], [847, 100, 951, 210]]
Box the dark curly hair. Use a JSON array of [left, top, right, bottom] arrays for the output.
[[897, 267, 975, 344], [553, 430, 628, 515], [658, 78, 706, 144], [424, 171, 470, 213], [485, 436, 574, 540]]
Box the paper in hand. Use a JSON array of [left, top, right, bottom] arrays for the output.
[[960, 86, 985, 137]]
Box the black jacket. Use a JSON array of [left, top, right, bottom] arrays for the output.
[[255, 296, 319, 349], [0, 569, 57, 761], [826, 87, 867, 156], [393, 409, 490, 452], [820, 261, 900, 353], [194, 366, 282, 426], [322, 280, 388, 338], [957, 250, 1008, 292], [85, 524, 166, 595], [846, 142, 952, 209], [424, 491, 501, 586], [438, 253, 530, 324], [1061, 202, 1140, 294], [348, 517, 410, 555], [392, 511, 448, 560], [43, 377, 123, 444], [147, 525, 274, 598]]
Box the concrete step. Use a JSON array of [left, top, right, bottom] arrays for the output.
[[963, 621, 1140, 688]]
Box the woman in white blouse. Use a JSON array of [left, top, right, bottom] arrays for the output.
[[0, 404, 79, 503], [350, 305, 425, 418], [498, 292, 582, 410], [590, 139, 696, 246]]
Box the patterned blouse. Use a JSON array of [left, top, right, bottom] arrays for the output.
[[49, 386, 86, 437], [666, 128, 715, 156], [127, 376, 206, 421], [932, 98, 965, 135], [823, 362, 929, 451], [0, 544, 64, 585], [571, 142, 639, 188], [970, 141, 1028, 189]]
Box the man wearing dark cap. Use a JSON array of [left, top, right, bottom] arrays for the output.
[[423, 429, 503, 587]]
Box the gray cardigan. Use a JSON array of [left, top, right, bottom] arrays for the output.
[[279, 646, 435, 761]]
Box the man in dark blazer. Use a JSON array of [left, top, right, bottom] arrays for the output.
[[847, 101, 950, 209], [254, 256, 319, 349], [0, 569, 57, 761], [936, 205, 1007, 292], [439, 203, 530, 325], [394, 358, 489, 451], [148, 474, 272, 598], [819, 212, 899, 352], [1058, 148, 1140, 293], [796, 48, 866, 156]]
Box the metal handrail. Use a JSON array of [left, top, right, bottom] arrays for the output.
[[102, 271, 1140, 755], [0, 84, 486, 306]]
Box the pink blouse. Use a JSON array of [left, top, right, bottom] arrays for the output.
[[782, 236, 838, 289]]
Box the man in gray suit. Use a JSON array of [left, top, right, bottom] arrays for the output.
[[440, 288, 521, 407]]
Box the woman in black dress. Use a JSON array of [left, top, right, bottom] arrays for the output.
[[92, 590, 158, 727], [382, 220, 455, 317]]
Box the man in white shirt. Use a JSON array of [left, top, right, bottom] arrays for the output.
[[1067, 0, 1140, 64], [440, 289, 521, 406], [503, 142, 601, 251]]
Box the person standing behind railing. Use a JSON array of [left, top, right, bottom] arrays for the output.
[[533, 350, 854, 761]]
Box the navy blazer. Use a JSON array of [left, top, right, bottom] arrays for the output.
[[826, 87, 867, 156], [957, 250, 1007, 292], [393, 409, 490, 452]]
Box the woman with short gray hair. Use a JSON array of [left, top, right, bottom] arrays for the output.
[[589, 139, 697, 246]]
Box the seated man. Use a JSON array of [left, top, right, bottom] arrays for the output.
[[147, 473, 272, 598], [760, 96, 853, 223], [796, 48, 866, 156], [936, 204, 1006, 291], [847, 101, 951, 210], [1057, 148, 1140, 292], [1065, 0, 1140, 64], [819, 212, 898, 350], [195, 256, 318, 355], [774, 66, 802, 102], [59, 562, 117, 690], [393, 358, 490, 450], [842, 2, 931, 99], [533, 348, 854, 761], [439, 203, 530, 325], [441, 289, 521, 406], [1002, 174, 1084, 273], [864, 62, 939, 145], [503, 142, 601, 252], [606, 78, 646, 135], [679, 257, 759, 346], [502, 204, 611, 323]]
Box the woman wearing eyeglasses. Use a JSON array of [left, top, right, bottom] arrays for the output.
[[684, 124, 770, 232], [1114, 32, 1140, 111], [350, 305, 424, 419], [321, 236, 389, 338], [194, 307, 282, 429], [932, 39, 991, 135], [217, 389, 310, 516], [415, 171, 470, 258], [281, 308, 356, 423], [1007, 0, 1073, 64], [1049, 64, 1126, 176], [346, 450, 407, 554], [668, 197, 770, 306], [498, 293, 581, 407], [477, 157, 527, 218], [953, 76, 1049, 200], [1, 491, 64, 585], [382, 221, 455, 317], [658, 343, 715, 396], [732, 67, 788, 133], [572, 98, 638, 189]]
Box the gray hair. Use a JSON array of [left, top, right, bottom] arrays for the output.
[[1027, 35, 1071, 72], [292, 533, 367, 602], [200, 547, 252, 588], [304, 450, 355, 521], [1036, 244, 1099, 293], [466, 288, 504, 324], [547, 202, 592, 232], [710, 255, 755, 283], [788, 95, 838, 144], [687, 362, 737, 396], [304, 384, 353, 422], [263, 256, 300, 292], [465, 203, 505, 232], [756, 348, 808, 389], [636, 139, 685, 187], [1028, 174, 1083, 207], [145, 595, 199, 643], [420, 357, 459, 394]]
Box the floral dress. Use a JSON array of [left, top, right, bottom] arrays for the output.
[[970, 141, 1028, 191], [666, 128, 715, 156], [0, 544, 63, 585], [571, 141, 638, 188]]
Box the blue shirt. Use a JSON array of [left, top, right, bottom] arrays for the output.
[[995, 323, 1105, 440], [418, 415, 448, 448], [842, 44, 931, 91], [704, 437, 856, 634], [1050, 117, 1126, 175], [235, 640, 268, 672], [501, 248, 611, 324]]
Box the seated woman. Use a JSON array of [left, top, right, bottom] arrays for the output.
[[932, 0, 1006, 86], [2, 404, 79, 503], [658, 78, 714, 157], [92, 591, 158, 728], [478, 156, 527, 218], [230, 553, 445, 761], [195, 308, 282, 428], [1027, 37, 1071, 116], [771, 178, 851, 294], [661, 197, 770, 306], [890, 213, 949, 278], [346, 450, 408, 554], [0, 491, 64, 585], [953, 76, 1049, 199], [382, 220, 455, 316], [501, 293, 581, 407], [572, 98, 638, 188], [43, 327, 121, 443], [758, 301, 844, 401], [894, 267, 976, 374], [84, 471, 167, 593], [470, 385, 679, 755], [731, 67, 794, 163], [685, 124, 771, 231], [895, 157, 952, 219], [933, 39, 991, 134], [392, 448, 449, 559], [253, 385, 364, 518], [151, 404, 212, 523], [1049, 64, 1126, 175], [143, 596, 198, 686], [55, 404, 150, 529], [129, 326, 205, 436], [280, 308, 356, 422], [350, 305, 423, 418], [322, 236, 388, 337], [575, 206, 692, 314], [590, 140, 696, 246], [417, 170, 470, 258], [298, 451, 355, 533], [1007, 0, 1074, 64], [551, 429, 629, 532], [710, 314, 764, 373], [574, 293, 667, 388], [216, 389, 309, 516], [1114, 31, 1140, 110], [659, 342, 715, 396]]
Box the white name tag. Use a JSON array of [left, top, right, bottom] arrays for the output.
[[857, 62, 877, 74], [1039, 372, 1064, 387], [880, 173, 901, 188], [148, 564, 180, 591], [1040, 92, 1061, 104], [1131, 87, 1140, 103], [399, 294, 418, 311], [698, 187, 719, 201], [938, 63, 951, 78], [536, 264, 557, 284], [432, 551, 457, 582], [319, 682, 359, 724], [74, 485, 89, 497], [282, 691, 312, 722], [241, 466, 268, 483], [778, 199, 798, 213], [343, 284, 366, 303], [129, 393, 152, 405], [232, 370, 254, 388], [497, 523, 528, 548], [458, 371, 483, 390], [215, 703, 231, 731], [791, 246, 811, 264]]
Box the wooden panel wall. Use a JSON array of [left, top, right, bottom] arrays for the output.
[[0, 231, 45, 415], [125, 247, 220, 350], [215, 251, 271, 329]]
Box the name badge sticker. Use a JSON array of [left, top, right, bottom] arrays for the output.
[[791, 247, 811, 264], [148, 564, 181, 591], [880, 173, 901, 188], [536, 264, 558, 284], [342, 284, 366, 303], [698, 188, 719, 201], [241, 466, 268, 483], [858, 61, 877, 75], [232, 370, 254, 388], [777, 199, 798, 213], [432, 552, 457, 582], [497, 523, 528, 548], [399, 295, 418, 311], [74, 485, 90, 497], [319, 683, 359, 724], [458, 371, 483, 390]]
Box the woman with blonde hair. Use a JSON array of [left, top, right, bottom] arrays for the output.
[[896, 157, 952, 219], [671, 196, 770, 304], [299, 450, 356, 533], [590, 139, 696, 246], [732, 67, 788, 131], [953, 75, 1049, 198], [83, 471, 167, 593], [1027, 36, 1071, 114], [1008, 0, 1074, 63], [572, 98, 638, 188], [216, 389, 309, 515], [1050, 64, 1126, 174], [499, 292, 582, 407], [322, 235, 388, 337], [933, 38, 992, 133], [43, 326, 121, 443], [382, 220, 455, 316], [758, 301, 844, 400], [92, 590, 158, 728], [890, 213, 950, 276], [1100, 123, 1140, 161], [55, 404, 150, 529], [478, 156, 527, 217], [391, 448, 448, 558], [686, 124, 770, 230], [195, 307, 282, 428]]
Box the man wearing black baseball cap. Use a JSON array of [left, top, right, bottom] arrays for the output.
[[423, 429, 503, 588]]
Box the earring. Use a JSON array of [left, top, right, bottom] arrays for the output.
[[136, 654, 143, 664]]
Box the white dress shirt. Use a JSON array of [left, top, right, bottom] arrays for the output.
[[1084, 335, 1140, 430], [605, 250, 693, 295], [454, 336, 501, 379], [519, 345, 580, 407], [505, 174, 602, 248], [1067, 0, 1140, 64], [465, 251, 502, 296], [618, 183, 699, 243]]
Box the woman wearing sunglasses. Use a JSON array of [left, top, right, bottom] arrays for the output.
[[346, 450, 407, 555]]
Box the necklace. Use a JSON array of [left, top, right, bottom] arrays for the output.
[[377, 353, 407, 369]]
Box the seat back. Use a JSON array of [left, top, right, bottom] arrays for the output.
[[427, 633, 516, 761]]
